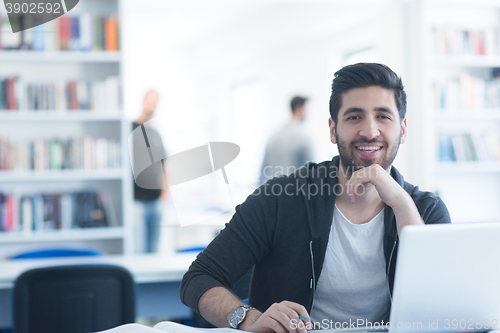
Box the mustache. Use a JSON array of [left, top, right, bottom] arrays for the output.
[[351, 138, 386, 145]]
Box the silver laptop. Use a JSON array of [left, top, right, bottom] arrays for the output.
[[318, 222, 500, 333], [387, 222, 500, 333]]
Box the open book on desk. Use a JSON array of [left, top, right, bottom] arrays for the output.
[[99, 321, 500, 333], [98, 320, 247, 333]]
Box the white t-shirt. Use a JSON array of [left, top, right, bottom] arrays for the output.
[[309, 205, 390, 326]]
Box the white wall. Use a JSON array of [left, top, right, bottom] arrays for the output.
[[122, 0, 393, 183], [121, 0, 406, 242]]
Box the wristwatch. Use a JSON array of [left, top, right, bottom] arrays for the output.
[[228, 305, 256, 329]]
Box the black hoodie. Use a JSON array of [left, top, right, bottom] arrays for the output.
[[180, 156, 451, 318]]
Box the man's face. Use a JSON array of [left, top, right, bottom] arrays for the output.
[[329, 86, 407, 176], [294, 104, 306, 121]]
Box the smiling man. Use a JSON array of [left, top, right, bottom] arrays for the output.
[[180, 63, 451, 333]]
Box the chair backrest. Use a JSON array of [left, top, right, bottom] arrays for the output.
[[13, 265, 135, 333]]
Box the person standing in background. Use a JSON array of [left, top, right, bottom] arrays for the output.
[[260, 96, 313, 184], [132, 90, 168, 253]]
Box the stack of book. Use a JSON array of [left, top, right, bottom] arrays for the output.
[[0, 191, 116, 233], [0, 136, 121, 171], [0, 76, 121, 112], [431, 74, 500, 110], [433, 26, 500, 56], [438, 131, 500, 162], [0, 13, 119, 51]]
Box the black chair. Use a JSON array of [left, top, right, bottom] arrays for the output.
[[13, 265, 135, 333]]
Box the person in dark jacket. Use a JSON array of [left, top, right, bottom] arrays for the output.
[[132, 90, 168, 253], [180, 63, 451, 333]]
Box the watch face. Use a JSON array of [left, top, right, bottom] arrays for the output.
[[229, 306, 246, 328]]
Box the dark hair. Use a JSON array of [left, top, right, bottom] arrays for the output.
[[329, 63, 406, 124], [290, 96, 308, 113]]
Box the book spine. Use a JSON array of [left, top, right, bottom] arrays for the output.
[[438, 132, 454, 162], [21, 196, 33, 234], [60, 194, 72, 230], [80, 13, 91, 51], [451, 134, 466, 162], [0, 193, 4, 231], [94, 16, 102, 51], [464, 133, 478, 161], [33, 194, 43, 231], [72, 16, 80, 51], [58, 17, 66, 51], [105, 15, 119, 51], [4, 195, 13, 231]]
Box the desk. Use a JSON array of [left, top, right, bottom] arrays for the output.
[[0, 253, 199, 328]]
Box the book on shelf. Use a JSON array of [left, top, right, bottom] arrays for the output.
[[0, 193, 18, 233], [0, 135, 121, 171], [0, 75, 121, 112], [433, 25, 500, 56], [431, 71, 500, 110], [438, 130, 500, 163], [0, 190, 117, 233], [438, 132, 455, 162], [0, 13, 119, 52]]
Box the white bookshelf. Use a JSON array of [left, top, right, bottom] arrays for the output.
[[0, 51, 121, 63], [0, 112, 122, 122], [432, 56, 500, 67], [434, 109, 500, 121], [434, 161, 500, 174], [0, 170, 124, 182], [0, 227, 125, 243], [404, 0, 500, 224], [0, 0, 134, 259]]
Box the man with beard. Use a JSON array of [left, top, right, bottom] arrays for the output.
[[180, 63, 450, 333]]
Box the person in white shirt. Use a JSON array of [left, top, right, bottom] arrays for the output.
[[180, 63, 451, 333]]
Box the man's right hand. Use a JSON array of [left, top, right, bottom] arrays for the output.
[[239, 301, 311, 333]]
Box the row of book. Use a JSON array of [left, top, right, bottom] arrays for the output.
[[433, 26, 500, 56], [431, 73, 500, 110], [438, 131, 500, 162], [0, 76, 121, 112], [0, 136, 121, 171], [0, 13, 119, 51], [0, 191, 116, 233]]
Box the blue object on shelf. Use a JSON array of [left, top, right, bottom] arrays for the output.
[[10, 248, 102, 260], [177, 247, 205, 253]]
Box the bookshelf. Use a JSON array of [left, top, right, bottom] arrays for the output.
[[0, 227, 125, 243], [0, 170, 124, 182], [0, 51, 120, 62], [0, 0, 133, 258], [0, 112, 122, 122], [404, 0, 500, 223]]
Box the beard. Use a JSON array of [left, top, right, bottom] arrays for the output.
[[336, 131, 401, 178]]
